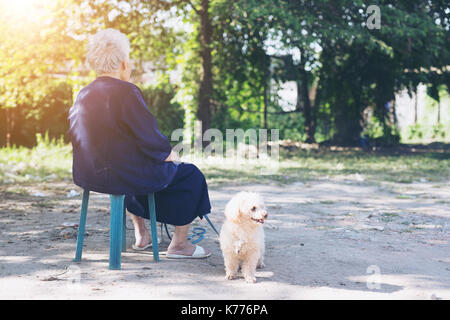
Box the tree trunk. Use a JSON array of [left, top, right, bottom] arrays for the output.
[[332, 82, 362, 145], [6, 108, 11, 148], [0, 108, 6, 147], [299, 67, 315, 143], [437, 100, 441, 124], [197, 0, 213, 137], [263, 80, 268, 130], [392, 97, 398, 126], [262, 54, 270, 130], [414, 86, 418, 124]]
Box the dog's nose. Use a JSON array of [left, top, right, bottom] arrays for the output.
[[263, 212, 268, 219]]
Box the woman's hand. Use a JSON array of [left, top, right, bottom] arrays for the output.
[[165, 150, 180, 162]]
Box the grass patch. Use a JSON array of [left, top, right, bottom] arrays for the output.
[[0, 133, 72, 184], [198, 148, 449, 186], [0, 138, 448, 187]]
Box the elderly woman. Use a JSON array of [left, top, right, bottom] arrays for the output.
[[68, 29, 211, 259]]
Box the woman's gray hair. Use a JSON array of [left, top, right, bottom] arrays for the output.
[[86, 28, 130, 74]]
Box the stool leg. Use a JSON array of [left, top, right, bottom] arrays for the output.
[[122, 205, 127, 252], [109, 195, 125, 270], [148, 193, 159, 262], [74, 190, 89, 262]]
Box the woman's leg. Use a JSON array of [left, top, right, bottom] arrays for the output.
[[125, 163, 212, 254], [128, 212, 151, 248], [129, 212, 211, 256], [167, 223, 211, 256]]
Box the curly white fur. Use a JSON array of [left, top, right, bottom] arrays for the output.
[[219, 191, 268, 283]]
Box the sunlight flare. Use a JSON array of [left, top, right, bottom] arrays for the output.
[[0, 0, 52, 22]]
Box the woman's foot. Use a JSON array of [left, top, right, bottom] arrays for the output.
[[167, 241, 211, 256], [134, 229, 152, 248], [167, 224, 211, 258], [128, 211, 152, 248], [167, 240, 194, 255], [167, 242, 211, 258]]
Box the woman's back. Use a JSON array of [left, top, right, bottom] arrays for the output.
[[68, 76, 177, 196]]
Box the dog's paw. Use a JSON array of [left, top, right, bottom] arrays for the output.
[[257, 262, 265, 269], [225, 273, 237, 280], [244, 275, 257, 283]]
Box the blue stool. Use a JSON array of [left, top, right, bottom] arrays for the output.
[[73, 190, 159, 270]]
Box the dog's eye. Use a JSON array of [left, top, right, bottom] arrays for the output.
[[251, 206, 257, 211]]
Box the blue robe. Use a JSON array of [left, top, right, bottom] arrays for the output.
[[69, 76, 211, 225]]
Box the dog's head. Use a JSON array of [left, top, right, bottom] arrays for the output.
[[224, 191, 268, 226]]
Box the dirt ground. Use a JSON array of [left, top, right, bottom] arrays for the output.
[[0, 176, 449, 300]]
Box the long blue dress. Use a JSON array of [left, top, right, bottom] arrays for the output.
[[68, 76, 211, 225]]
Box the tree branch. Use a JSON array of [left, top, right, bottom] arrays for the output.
[[185, 0, 201, 15], [211, 99, 303, 115], [167, 0, 200, 15]]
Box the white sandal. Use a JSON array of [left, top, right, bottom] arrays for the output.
[[166, 244, 211, 259], [131, 239, 161, 251]]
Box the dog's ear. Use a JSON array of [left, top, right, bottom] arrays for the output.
[[224, 193, 243, 222]]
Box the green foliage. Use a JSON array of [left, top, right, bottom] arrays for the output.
[[0, 0, 448, 148], [432, 124, 447, 139], [407, 123, 425, 140], [140, 78, 185, 139], [26, 81, 73, 144], [404, 123, 448, 142], [211, 0, 449, 143], [0, 0, 81, 147], [0, 80, 73, 147]]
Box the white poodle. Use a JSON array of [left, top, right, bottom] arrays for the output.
[[219, 191, 268, 283]]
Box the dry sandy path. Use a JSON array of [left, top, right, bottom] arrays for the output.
[[0, 177, 449, 299]]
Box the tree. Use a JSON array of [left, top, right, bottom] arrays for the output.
[[1, 0, 448, 147], [0, 0, 81, 146]]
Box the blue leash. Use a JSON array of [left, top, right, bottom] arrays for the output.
[[162, 215, 219, 244], [204, 215, 220, 236], [187, 227, 206, 244]]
